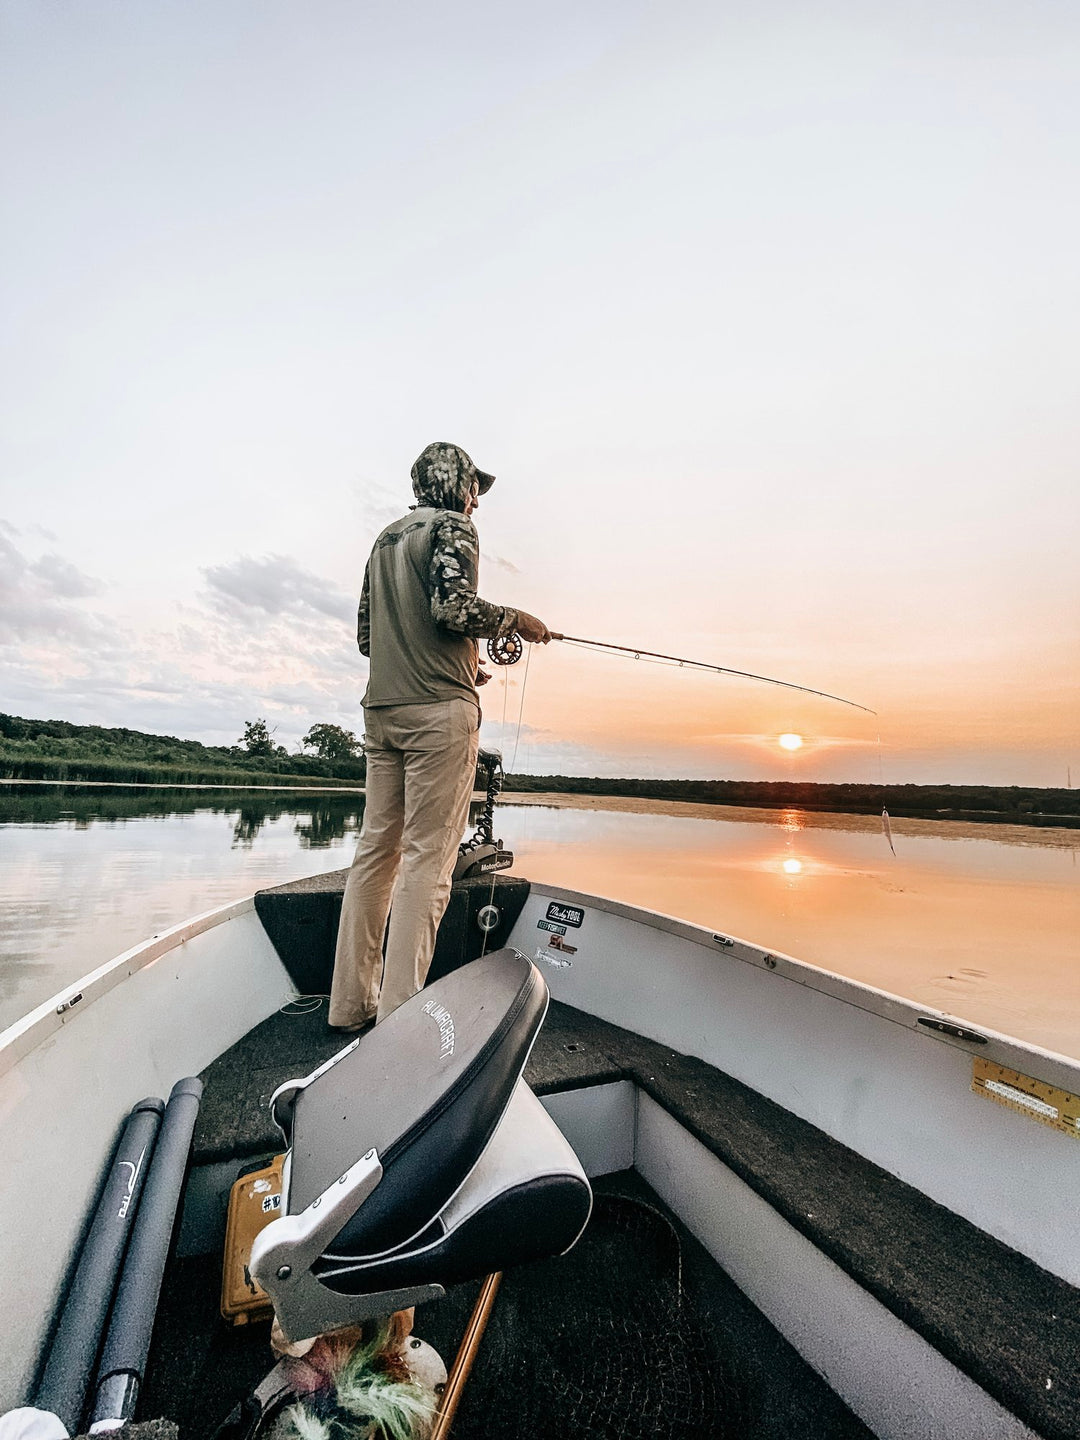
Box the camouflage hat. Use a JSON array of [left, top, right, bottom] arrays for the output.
[[410, 442, 495, 513]]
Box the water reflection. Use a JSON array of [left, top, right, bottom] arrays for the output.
[[292, 800, 363, 850], [1, 784, 1078, 1059], [224, 796, 366, 849], [0, 785, 366, 1027], [232, 804, 268, 848], [492, 795, 1080, 1059], [0, 784, 364, 836]]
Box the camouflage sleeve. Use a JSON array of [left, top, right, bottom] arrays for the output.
[[429, 513, 518, 639], [356, 562, 370, 656]]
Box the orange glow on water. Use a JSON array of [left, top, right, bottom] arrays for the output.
[[496, 795, 1080, 1057]]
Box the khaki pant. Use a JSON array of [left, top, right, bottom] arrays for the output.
[[329, 698, 479, 1026]]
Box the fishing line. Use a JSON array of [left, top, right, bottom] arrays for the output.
[[875, 731, 897, 857], [510, 640, 532, 774], [485, 629, 882, 856], [479, 645, 535, 959], [479, 663, 513, 960], [279, 994, 327, 1015]]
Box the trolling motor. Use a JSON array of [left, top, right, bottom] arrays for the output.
[[454, 748, 514, 880]]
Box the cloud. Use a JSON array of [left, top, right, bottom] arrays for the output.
[[0, 637, 368, 750], [483, 551, 521, 575], [202, 554, 354, 625], [0, 527, 369, 745], [29, 553, 102, 599], [0, 529, 107, 644]]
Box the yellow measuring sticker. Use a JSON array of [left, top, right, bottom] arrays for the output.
[[972, 1058, 1080, 1139]]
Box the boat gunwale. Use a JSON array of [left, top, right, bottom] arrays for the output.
[[528, 880, 1080, 1091], [6, 869, 1079, 1094], [0, 894, 255, 1078]]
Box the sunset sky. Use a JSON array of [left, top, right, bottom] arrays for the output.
[[2, 1, 1078, 785]]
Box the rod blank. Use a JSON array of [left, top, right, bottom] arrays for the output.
[[549, 632, 876, 714]]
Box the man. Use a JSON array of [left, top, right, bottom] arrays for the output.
[[328, 442, 550, 1030]]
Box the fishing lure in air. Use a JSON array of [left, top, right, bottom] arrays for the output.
[[486, 631, 877, 715]]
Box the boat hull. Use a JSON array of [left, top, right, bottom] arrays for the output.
[[0, 898, 294, 1411], [3, 873, 1077, 1438]]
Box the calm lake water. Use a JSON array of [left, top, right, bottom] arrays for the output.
[[1, 784, 1078, 1059]]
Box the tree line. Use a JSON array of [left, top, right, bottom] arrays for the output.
[[3, 712, 1075, 826], [0, 713, 366, 787]]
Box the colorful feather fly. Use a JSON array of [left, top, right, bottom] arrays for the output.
[[276, 1320, 438, 1440]]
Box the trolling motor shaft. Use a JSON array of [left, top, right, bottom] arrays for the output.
[[454, 748, 514, 880]]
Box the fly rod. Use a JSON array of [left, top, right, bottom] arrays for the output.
[[486, 632, 876, 715]]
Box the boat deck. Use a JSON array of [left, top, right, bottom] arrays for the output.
[[149, 1000, 875, 1439], [181, 991, 1080, 1440], [148, 1169, 873, 1440]]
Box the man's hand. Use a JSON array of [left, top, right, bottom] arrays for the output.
[[515, 610, 552, 644], [476, 668, 492, 686]]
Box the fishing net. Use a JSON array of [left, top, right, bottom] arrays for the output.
[[447, 1192, 738, 1440], [147, 1196, 740, 1440]]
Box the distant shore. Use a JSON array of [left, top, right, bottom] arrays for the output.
[[0, 711, 365, 789], [495, 790, 1080, 843], [0, 777, 363, 793], [3, 711, 1076, 828], [3, 773, 1077, 829], [500, 775, 1080, 828]]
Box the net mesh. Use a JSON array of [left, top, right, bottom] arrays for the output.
[[450, 1193, 739, 1440]]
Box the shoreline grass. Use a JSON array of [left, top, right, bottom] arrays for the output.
[[0, 756, 363, 788], [502, 774, 1080, 827]]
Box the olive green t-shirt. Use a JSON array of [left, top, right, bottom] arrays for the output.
[[359, 507, 516, 709]]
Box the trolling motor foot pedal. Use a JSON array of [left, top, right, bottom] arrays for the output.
[[249, 950, 591, 1343]]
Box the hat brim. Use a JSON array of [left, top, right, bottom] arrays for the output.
[[475, 468, 496, 494]]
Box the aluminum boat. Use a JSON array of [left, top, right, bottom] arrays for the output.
[[2, 867, 1077, 1440]]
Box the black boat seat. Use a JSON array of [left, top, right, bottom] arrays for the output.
[[250, 950, 591, 1340], [314, 1081, 592, 1293]]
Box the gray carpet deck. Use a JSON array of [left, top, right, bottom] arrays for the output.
[[194, 995, 1080, 1440], [538, 1009, 1080, 1440], [144, 1172, 874, 1440]]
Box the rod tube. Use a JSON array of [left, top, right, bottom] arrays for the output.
[[87, 1077, 203, 1431], [35, 1097, 164, 1435]]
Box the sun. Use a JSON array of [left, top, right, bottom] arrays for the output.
[[778, 732, 803, 751]]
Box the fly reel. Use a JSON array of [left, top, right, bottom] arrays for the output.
[[486, 634, 524, 666]]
